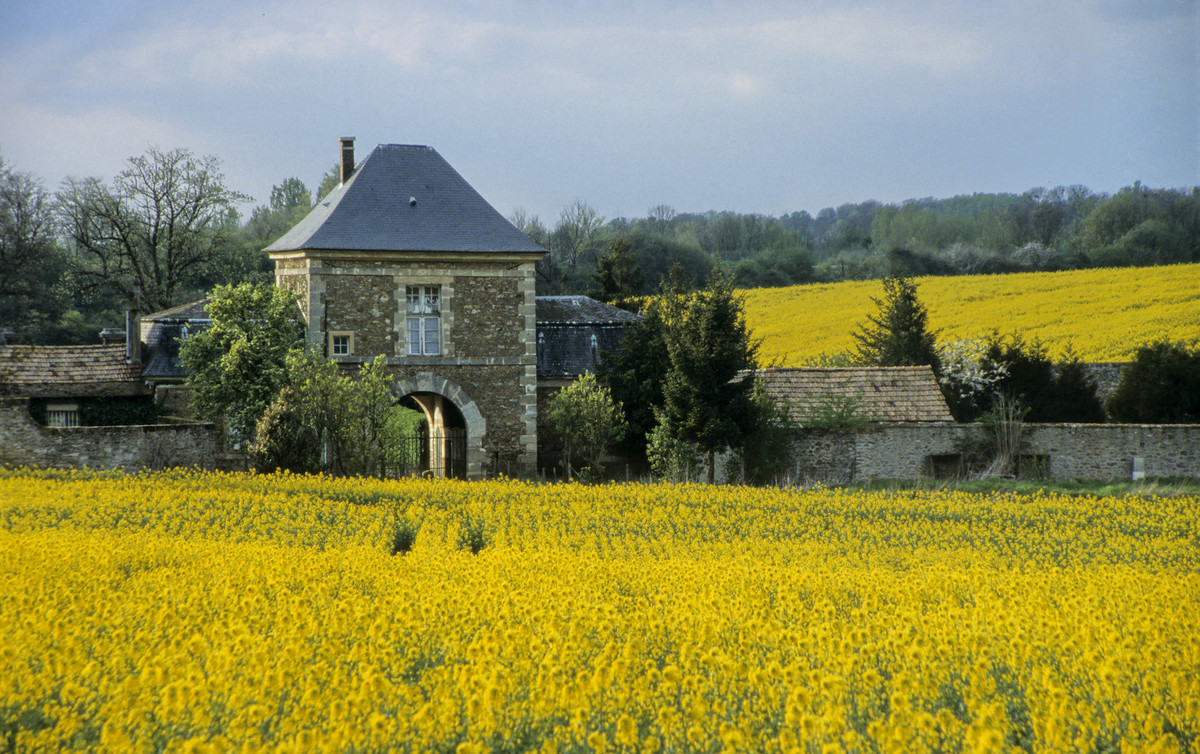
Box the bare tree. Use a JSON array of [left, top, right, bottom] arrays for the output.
[[57, 146, 250, 312], [551, 200, 605, 273]]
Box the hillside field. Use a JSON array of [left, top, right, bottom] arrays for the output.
[[2, 469, 1197, 752], [741, 263, 1200, 366]]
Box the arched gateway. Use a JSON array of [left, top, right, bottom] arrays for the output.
[[265, 139, 545, 479], [393, 374, 485, 480]]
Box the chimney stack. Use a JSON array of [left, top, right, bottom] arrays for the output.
[[99, 327, 124, 346], [340, 137, 356, 184], [125, 309, 141, 366]]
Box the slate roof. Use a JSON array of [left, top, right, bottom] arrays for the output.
[[266, 144, 546, 254], [142, 298, 212, 322], [536, 296, 637, 378], [536, 296, 639, 324], [755, 366, 955, 423], [0, 345, 146, 398], [140, 298, 212, 380]]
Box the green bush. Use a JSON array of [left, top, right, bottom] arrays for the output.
[[1106, 340, 1200, 423], [455, 515, 491, 554], [389, 518, 419, 555]]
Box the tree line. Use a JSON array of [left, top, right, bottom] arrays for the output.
[[520, 183, 1200, 301], [0, 147, 340, 345], [3, 143, 1198, 345]]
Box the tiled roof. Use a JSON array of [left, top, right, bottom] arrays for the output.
[[266, 144, 546, 255], [142, 297, 211, 322], [755, 366, 954, 423], [536, 296, 639, 324], [140, 299, 211, 380], [0, 344, 146, 398], [537, 324, 629, 379], [536, 296, 637, 378]]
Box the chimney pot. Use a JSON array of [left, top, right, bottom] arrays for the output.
[[340, 137, 356, 184]]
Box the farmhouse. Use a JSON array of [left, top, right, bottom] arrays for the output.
[[4, 139, 1198, 483]]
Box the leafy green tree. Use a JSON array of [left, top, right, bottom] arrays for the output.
[[597, 298, 670, 467], [57, 146, 251, 311], [508, 209, 549, 248], [546, 371, 627, 480], [590, 238, 643, 307], [180, 283, 304, 444], [0, 153, 69, 341], [252, 350, 421, 477], [1106, 340, 1200, 423], [316, 163, 341, 202], [243, 177, 313, 248], [980, 336, 1104, 423], [727, 381, 796, 485], [853, 275, 941, 373], [551, 199, 606, 275], [249, 383, 322, 474], [658, 266, 760, 483]]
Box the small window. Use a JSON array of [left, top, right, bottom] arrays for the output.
[[406, 286, 441, 356], [46, 403, 80, 428], [328, 331, 354, 357]]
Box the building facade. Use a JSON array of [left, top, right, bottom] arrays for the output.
[[266, 140, 546, 478]]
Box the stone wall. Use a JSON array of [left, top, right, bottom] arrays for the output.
[[287, 256, 541, 477], [0, 397, 220, 472], [784, 421, 1200, 484], [1024, 423, 1200, 479]]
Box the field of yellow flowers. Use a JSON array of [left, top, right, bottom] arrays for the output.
[[2, 468, 1198, 752], [742, 263, 1200, 366]]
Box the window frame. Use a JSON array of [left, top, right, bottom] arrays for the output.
[[405, 285, 442, 356], [46, 402, 80, 428], [328, 331, 355, 358]]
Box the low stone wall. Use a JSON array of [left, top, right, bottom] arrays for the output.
[[0, 397, 220, 472], [1024, 424, 1200, 480], [787, 421, 1200, 484]]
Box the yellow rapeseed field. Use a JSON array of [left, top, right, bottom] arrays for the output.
[[2, 469, 1198, 752], [741, 263, 1200, 366]]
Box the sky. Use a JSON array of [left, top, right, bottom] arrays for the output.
[[1, 0, 1196, 225]]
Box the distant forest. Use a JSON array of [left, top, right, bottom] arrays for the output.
[[2, 142, 1198, 344], [517, 183, 1200, 298]]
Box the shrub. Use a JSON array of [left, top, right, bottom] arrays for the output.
[[455, 515, 491, 554], [389, 518, 419, 555], [1106, 340, 1200, 423]]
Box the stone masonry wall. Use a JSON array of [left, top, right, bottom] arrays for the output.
[[324, 274, 397, 357], [786, 422, 1200, 483], [1024, 424, 1200, 479], [289, 257, 541, 477], [452, 276, 522, 358], [0, 397, 220, 471]]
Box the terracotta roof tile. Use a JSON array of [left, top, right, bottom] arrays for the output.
[[755, 366, 954, 423], [0, 344, 146, 398]]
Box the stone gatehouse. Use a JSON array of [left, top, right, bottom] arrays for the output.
[[267, 139, 545, 478]]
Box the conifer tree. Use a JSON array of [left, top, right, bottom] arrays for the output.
[[853, 275, 941, 373], [658, 265, 759, 483]]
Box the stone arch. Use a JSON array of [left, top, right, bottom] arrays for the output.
[[392, 373, 486, 479]]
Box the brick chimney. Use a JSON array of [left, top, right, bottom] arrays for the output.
[[340, 137, 356, 184]]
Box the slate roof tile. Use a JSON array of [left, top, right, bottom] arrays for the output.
[[266, 144, 546, 254]]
